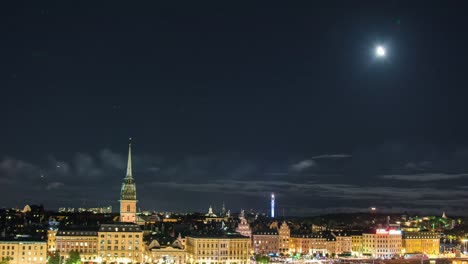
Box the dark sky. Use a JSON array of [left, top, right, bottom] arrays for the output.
[[2, 1, 468, 216]]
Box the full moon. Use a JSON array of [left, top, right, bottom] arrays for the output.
[[375, 45, 386, 57]]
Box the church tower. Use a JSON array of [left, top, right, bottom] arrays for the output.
[[120, 139, 137, 223]]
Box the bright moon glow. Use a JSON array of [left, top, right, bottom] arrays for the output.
[[376, 46, 386, 57]]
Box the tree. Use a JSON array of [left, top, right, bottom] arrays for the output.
[[255, 254, 270, 264], [48, 251, 61, 264], [0, 257, 12, 264], [65, 250, 81, 264]]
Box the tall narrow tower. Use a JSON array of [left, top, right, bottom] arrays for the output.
[[271, 193, 275, 218], [120, 139, 137, 223]]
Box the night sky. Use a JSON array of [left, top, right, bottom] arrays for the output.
[[2, 1, 468, 216]]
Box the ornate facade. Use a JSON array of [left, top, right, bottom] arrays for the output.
[[235, 210, 252, 238]]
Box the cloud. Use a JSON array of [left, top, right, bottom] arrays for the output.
[[381, 173, 468, 182], [46, 182, 65, 190], [405, 161, 432, 171], [2, 141, 468, 215], [311, 154, 352, 159], [291, 160, 317, 171], [0, 158, 39, 179], [100, 149, 126, 170]]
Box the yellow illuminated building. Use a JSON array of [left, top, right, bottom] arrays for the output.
[[0, 240, 47, 264], [402, 232, 440, 256], [290, 234, 327, 256], [362, 229, 402, 258], [47, 230, 57, 252], [278, 222, 291, 255], [186, 234, 251, 264], [97, 223, 144, 263], [351, 235, 363, 255]]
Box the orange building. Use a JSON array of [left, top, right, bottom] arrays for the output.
[[55, 226, 99, 262]]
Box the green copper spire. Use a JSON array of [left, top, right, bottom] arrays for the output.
[[121, 138, 136, 200], [126, 138, 132, 178]]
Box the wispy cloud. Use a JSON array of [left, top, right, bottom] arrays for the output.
[[381, 173, 468, 182], [405, 161, 432, 171], [291, 160, 317, 171], [311, 154, 352, 159], [46, 182, 65, 190]]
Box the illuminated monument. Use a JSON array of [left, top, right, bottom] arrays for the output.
[[271, 193, 275, 218], [120, 139, 137, 223]]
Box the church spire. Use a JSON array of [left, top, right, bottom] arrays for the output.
[[126, 138, 132, 178]]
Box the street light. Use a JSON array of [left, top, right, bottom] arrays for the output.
[[461, 239, 468, 254]]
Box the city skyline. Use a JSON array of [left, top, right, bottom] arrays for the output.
[[2, 1, 468, 215]]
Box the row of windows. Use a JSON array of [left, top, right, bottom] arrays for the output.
[[57, 242, 96, 246], [376, 249, 400, 253], [100, 240, 139, 245], [1, 245, 44, 250], [100, 246, 140, 251], [196, 257, 248, 261], [60, 249, 97, 253], [197, 250, 247, 255], [101, 227, 138, 232], [100, 234, 139, 238], [1, 257, 44, 262], [2, 251, 43, 256], [100, 252, 139, 257]]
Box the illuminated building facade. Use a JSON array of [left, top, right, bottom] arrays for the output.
[[334, 233, 352, 254], [56, 227, 99, 262], [186, 235, 251, 264], [351, 235, 363, 255], [47, 230, 57, 252], [0, 240, 47, 264], [290, 234, 327, 255], [278, 222, 290, 254], [402, 232, 440, 256], [120, 140, 137, 223], [253, 230, 279, 255], [149, 246, 186, 264], [97, 223, 144, 263], [362, 229, 402, 258], [235, 210, 252, 238]]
